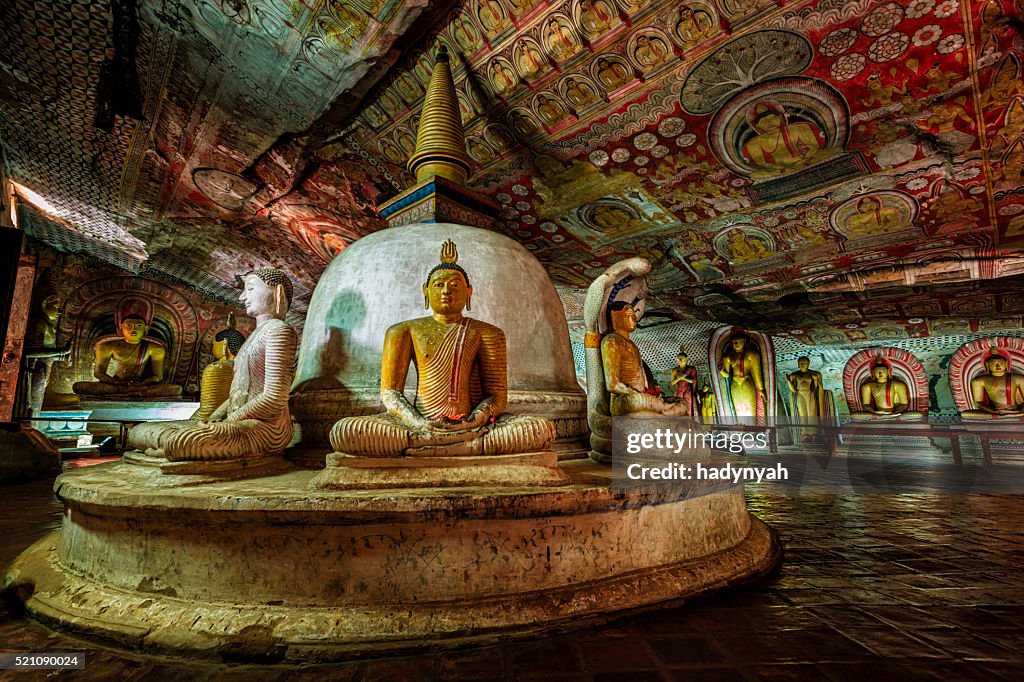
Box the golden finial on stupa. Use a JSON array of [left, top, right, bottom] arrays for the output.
[[408, 45, 472, 186]]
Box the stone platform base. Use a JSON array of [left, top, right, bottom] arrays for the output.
[[310, 450, 570, 490], [123, 450, 291, 482], [5, 460, 779, 662], [832, 422, 950, 459]]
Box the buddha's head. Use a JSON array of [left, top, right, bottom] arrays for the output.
[[731, 334, 747, 353], [676, 351, 688, 368], [424, 240, 472, 314], [748, 100, 786, 133], [985, 350, 1010, 377], [608, 301, 637, 333], [119, 315, 148, 345], [797, 356, 810, 371], [213, 326, 246, 361], [242, 268, 292, 319], [40, 295, 60, 321], [871, 356, 891, 383]]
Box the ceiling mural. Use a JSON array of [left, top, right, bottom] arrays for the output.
[[2, 0, 1024, 343]]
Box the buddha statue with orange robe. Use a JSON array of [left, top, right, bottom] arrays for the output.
[[329, 240, 556, 457]]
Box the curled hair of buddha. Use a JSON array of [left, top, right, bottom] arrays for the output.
[[871, 353, 891, 371], [247, 268, 293, 303], [122, 314, 147, 324], [215, 325, 247, 355], [986, 346, 1009, 362], [425, 239, 471, 287]]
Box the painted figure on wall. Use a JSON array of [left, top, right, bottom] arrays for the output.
[[741, 99, 828, 178], [670, 347, 698, 417], [516, 38, 547, 79], [509, 109, 541, 137], [596, 57, 631, 90], [564, 77, 599, 108], [721, 229, 771, 263], [490, 59, 519, 94], [329, 241, 556, 457], [536, 94, 568, 125], [846, 196, 905, 237], [546, 17, 578, 61], [579, 0, 616, 35], [963, 347, 1024, 418], [73, 303, 183, 399], [128, 269, 298, 461], [675, 6, 716, 48], [478, 0, 505, 37], [718, 331, 766, 420], [633, 35, 670, 69], [451, 14, 482, 53]]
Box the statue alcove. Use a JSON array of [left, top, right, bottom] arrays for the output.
[[50, 277, 199, 398], [949, 336, 1024, 419], [842, 347, 928, 420]]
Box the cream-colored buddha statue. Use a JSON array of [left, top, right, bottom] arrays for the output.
[[601, 302, 688, 417], [329, 240, 556, 457], [962, 348, 1024, 419], [719, 332, 766, 419], [850, 355, 922, 420], [193, 315, 246, 421], [128, 269, 297, 461], [72, 312, 182, 399]]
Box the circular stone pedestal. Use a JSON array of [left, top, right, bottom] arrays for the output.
[[5, 460, 779, 662]]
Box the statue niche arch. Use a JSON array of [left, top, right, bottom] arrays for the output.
[[52, 277, 199, 397], [843, 347, 928, 420]]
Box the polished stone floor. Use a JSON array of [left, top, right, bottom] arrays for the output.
[[2, 475, 1023, 681]]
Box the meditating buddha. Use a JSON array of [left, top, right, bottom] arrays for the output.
[[962, 347, 1024, 419], [128, 269, 297, 460], [193, 315, 246, 421], [850, 355, 922, 420], [600, 302, 688, 417], [329, 240, 556, 457], [72, 311, 182, 399]]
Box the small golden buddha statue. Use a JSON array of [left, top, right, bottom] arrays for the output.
[[72, 311, 182, 399], [600, 302, 688, 417], [850, 355, 922, 420], [787, 356, 825, 441], [193, 315, 246, 421], [962, 348, 1024, 419], [699, 381, 717, 424], [128, 269, 297, 461], [329, 240, 556, 457]]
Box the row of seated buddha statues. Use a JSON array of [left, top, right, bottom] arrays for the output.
[[127, 269, 297, 463], [72, 300, 183, 399]]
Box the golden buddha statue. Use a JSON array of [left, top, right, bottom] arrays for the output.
[[718, 332, 766, 419], [329, 240, 556, 457], [669, 347, 698, 417], [128, 269, 297, 461], [601, 302, 688, 417], [193, 315, 246, 421], [962, 348, 1024, 419], [72, 310, 182, 399], [786, 356, 824, 440], [21, 294, 73, 416], [850, 355, 922, 420], [699, 381, 717, 424]]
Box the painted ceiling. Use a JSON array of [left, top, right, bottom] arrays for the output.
[[3, 0, 1024, 342]]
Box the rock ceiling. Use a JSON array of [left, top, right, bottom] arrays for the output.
[[3, 0, 1024, 343]]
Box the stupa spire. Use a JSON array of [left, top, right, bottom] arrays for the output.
[[408, 45, 471, 185]]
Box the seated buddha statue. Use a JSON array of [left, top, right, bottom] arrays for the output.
[[193, 315, 246, 421], [601, 302, 689, 417], [850, 355, 923, 421], [961, 348, 1024, 420], [72, 312, 182, 399], [128, 269, 297, 461], [329, 240, 556, 458]]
